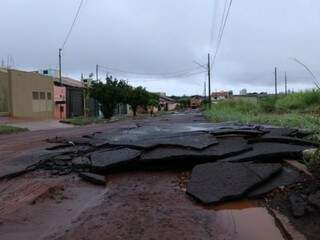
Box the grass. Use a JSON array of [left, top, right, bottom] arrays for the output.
[[0, 125, 29, 135], [60, 117, 107, 126], [203, 90, 320, 134]]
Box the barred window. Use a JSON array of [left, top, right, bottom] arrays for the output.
[[40, 92, 45, 100], [32, 91, 39, 100], [47, 92, 52, 100]]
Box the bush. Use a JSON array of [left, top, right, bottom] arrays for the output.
[[258, 96, 277, 113], [275, 90, 320, 112]]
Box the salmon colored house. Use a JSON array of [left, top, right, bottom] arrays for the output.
[[54, 85, 67, 120]]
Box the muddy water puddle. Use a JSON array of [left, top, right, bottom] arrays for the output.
[[209, 201, 286, 240]]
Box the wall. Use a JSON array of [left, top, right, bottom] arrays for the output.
[[9, 70, 54, 118], [167, 103, 177, 111], [0, 69, 10, 115], [54, 85, 67, 119], [66, 87, 84, 118]]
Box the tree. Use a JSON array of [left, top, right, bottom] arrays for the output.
[[90, 76, 128, 119], [127, 86, 150, 116], [147, 93, 160, 115]]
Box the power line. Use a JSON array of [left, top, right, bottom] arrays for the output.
[[98, 66, 206, 81], [209, 0, 220, 47], [214, 0, 228, 50], [212, 0, 234, 66], [61, 0, 85, 49], [98, 65, 203, 78]]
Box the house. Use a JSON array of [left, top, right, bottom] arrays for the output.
[[0, 68, 54, 118], [190, 95, 204, 109], [159, 95, 177, 111], [0, 67, 99, 120], [211, 91, 233, 101], [39, 69, 99, 119]]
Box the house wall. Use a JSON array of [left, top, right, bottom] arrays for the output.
[[0, 69, 10, 115], [66, 87, 84, 118], [9, 70, 54, 118], [167, 103, 177, 111], [54, 85, 67, 119]]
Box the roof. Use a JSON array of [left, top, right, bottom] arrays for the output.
[[159, 95, 177, 103], [58, 77, 84, 88]]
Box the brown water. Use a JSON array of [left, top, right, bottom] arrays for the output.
[[211, 201, 286, 240]]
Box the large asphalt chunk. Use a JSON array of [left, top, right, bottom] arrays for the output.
[[248, 167, 300, 198], [187, 162, 281, 204], [140, 137, 251, 163], [248, 136, 319, 147], [91, 148, 141, 172], [106, 132, 218, 150], [221, 142, 309, 163]]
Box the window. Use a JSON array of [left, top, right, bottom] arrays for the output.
[[32, 91, 39, 100], [43, 70, 48, 75], [40, 92, 45, 100], [47, 92, 52, 100]]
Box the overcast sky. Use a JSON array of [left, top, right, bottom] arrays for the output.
[[1, 0, 320, 95]]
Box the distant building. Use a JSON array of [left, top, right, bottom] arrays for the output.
[[239, 89, 247, 95], [159, 95, 177, 111], [190, 95, 204, 109], [211, 91, 233, 101]]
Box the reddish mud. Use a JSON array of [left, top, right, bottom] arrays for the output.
[[0, 170, 285, 240]]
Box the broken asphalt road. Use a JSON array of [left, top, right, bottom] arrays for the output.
[[0, 110, 317, 240]]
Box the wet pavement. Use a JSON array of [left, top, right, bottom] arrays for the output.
[[0, 110, 315, 239]]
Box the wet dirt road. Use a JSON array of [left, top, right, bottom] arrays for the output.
[[0, 111, 288, 240]]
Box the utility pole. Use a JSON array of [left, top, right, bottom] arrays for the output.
[[208, 53, 212, 108], [285, 72, 288, 95], [59, 48, 62, 84], [275, 67, 278, 96], [203, 81, 207, 98], [96, 64, 99, 82]]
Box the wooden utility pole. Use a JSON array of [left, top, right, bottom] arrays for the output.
[[274, 67, 278, 97], [208, 53, 212, 108], [285, 72, 288, 95], [96, 64, 99, 82], [59, 48, 62, 84]]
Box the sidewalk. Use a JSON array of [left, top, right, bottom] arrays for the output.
[[0, 117, 73, 131]]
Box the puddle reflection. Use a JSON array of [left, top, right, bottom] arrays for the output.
[[207, 201, 286, 240]]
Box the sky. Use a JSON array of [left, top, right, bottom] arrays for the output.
[[1, 0, 320, 96]]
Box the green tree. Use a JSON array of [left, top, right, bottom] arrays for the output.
[[147, 93, 160, 115], [127, 86, 150, 116], [90, 76, 128, 119]]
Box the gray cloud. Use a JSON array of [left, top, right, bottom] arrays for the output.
[[1, 0, 320, 95]]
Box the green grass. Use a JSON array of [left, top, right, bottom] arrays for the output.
[[203, 90, 320, 134], [60, 117, 107, 126], [0, 125, 29, 135]]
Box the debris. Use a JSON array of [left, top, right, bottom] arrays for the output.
[[140, 137, 251, 163], [249, 136, 319, 147], [79, 172, 107, 185], [248, 167, 300, 198], [308, 191, 320, 209], [187, 162, 281, 204], [91, 148, 141, 172], [289, 193, 307, 217], [222, 142, 309, 163]]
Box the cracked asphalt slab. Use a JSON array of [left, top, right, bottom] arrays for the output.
[[0, 110, 317, 240]]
